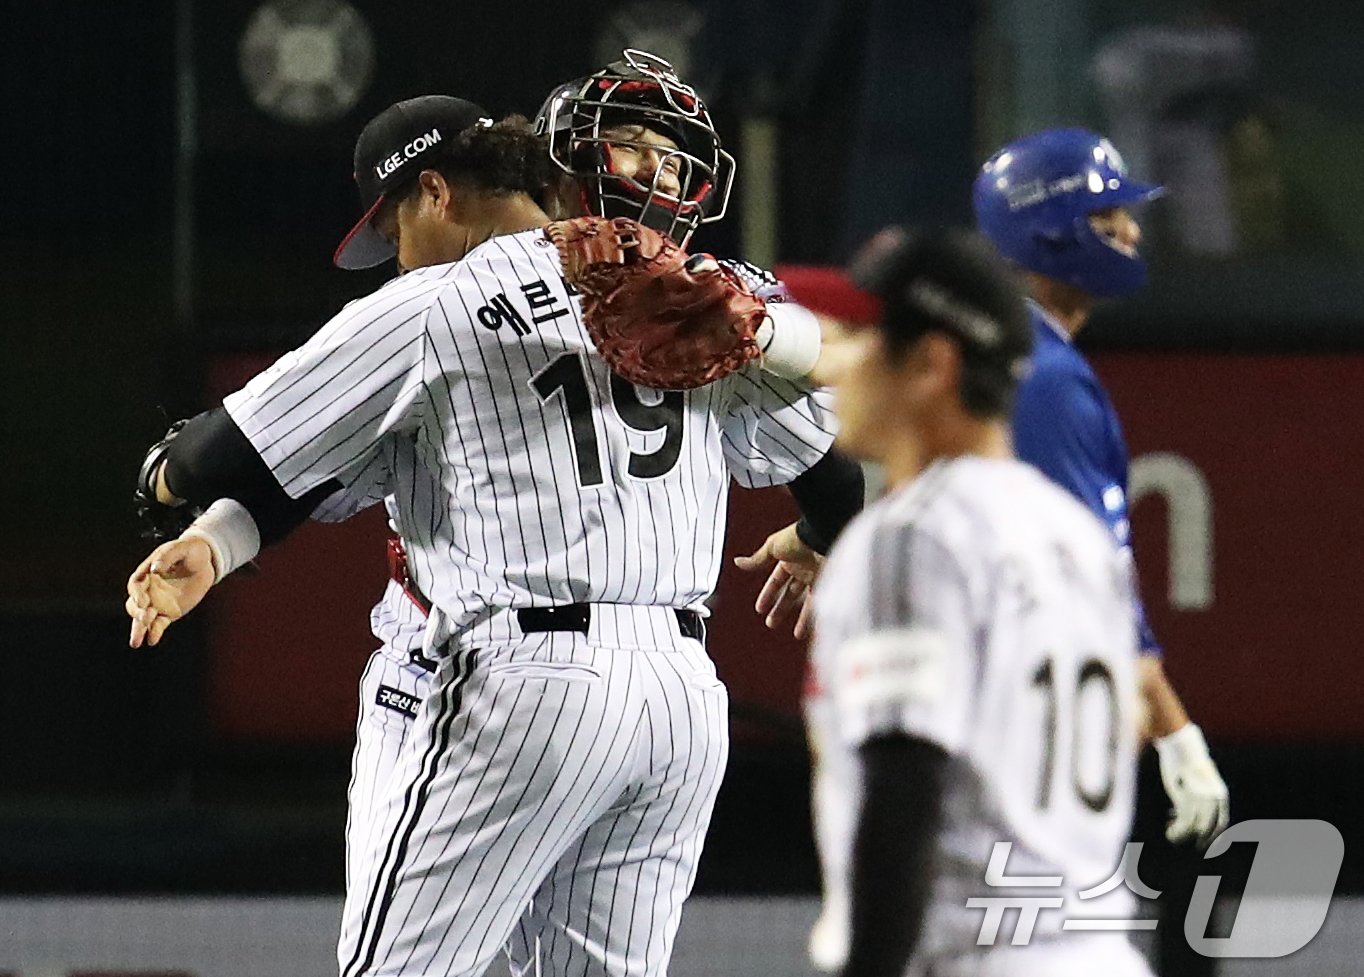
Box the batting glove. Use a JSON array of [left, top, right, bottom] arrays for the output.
[[807, 896, 849, 972], [1154, 723, 1230, 847]]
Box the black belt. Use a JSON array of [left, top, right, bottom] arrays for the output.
[[517, 604, 705, 643], [408, 603, 705, 674]]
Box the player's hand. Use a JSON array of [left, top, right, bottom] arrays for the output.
[[126, 536, 217, 648], [1154, 723, 1230, 847], [734, 522, 824, 639]]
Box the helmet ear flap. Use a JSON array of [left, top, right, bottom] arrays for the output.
[[1034, 222, 1079, 255]]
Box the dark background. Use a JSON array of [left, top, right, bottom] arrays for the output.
[[3, 3, 1363, 975]]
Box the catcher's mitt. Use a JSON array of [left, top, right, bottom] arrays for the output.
[[545, 216, 767, 390]]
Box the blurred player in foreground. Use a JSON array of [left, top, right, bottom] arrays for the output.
[[809, 227, 1153, 977], [973, 128, 1229, 847]]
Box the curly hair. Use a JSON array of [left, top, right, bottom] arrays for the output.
[[393, 115, 555, 201]]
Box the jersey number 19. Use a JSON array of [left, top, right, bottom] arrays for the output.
[[531, 352, 685, 486]]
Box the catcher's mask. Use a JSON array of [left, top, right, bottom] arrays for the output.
[[536, 49, 734, 246]]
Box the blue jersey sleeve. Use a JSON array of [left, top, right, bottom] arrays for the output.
[[1013, 358, 1163, 655]]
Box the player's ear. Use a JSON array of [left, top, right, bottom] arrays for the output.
[[416, 169, 455, 216], [539, 173, 579, 220], [916, 333, 962, 397]]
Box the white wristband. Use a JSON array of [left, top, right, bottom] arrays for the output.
[[756, 303, 822, 380], [1154, 723, 1211, 766], [182, 498, 261, 584]]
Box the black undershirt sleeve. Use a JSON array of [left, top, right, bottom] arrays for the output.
[[163, 407, 342, 546], [787, 447, 865, 555], [843, 732, 950, 977]]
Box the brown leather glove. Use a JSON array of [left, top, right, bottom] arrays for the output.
[[546, 216, 767, 390]]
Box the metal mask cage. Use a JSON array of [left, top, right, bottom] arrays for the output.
[[541, 49, 736, 244]]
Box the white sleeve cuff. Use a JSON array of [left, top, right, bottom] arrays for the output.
[[182, 498, 261, 584], [756, 303, 822, 380]]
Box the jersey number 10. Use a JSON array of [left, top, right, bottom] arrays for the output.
[[531, 352, 685, 486], [1031, 657, 1120, 813]]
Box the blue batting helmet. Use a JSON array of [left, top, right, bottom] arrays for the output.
[[972, 128, 1163, 297]]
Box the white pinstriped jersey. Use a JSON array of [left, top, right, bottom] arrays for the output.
[[313, 253, 810, 654], [227, 229, 835, 646], [809, 456, 1142, 962]]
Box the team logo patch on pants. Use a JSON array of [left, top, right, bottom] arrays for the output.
[[376, 684, 420, 718]]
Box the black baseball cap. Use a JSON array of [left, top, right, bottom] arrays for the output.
[[333, 95, 494, 270], [848, 226, 1031, 366]]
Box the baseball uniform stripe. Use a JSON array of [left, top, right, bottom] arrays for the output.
[[343, 644, 477, 977]]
